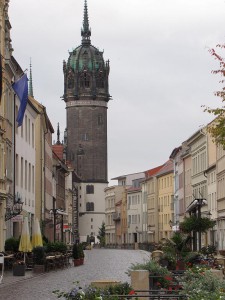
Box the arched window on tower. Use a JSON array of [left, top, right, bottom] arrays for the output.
[[96, 72, 104, 88], [67, 74, 74, 89], [67, 68, 74, 89], [80, 72, 90, 88], [98, 114, 103, 125]]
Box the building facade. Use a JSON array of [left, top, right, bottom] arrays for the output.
[[0, 0, 14, 251]]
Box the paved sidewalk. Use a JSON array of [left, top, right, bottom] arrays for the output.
[[0, 269, 39, 287]]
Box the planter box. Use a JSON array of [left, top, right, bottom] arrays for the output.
[[13, 264, 25, 276], [73, 259, 83, 266], [33, 264, 45, 273], [91, 280, 121, 289], [219, 250, 225, 256]]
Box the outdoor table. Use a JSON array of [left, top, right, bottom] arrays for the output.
[[46, 256, 55, 259], [46, 256, 56, 271]]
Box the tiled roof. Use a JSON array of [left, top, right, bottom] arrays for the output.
[[145, 165, 165, 178], [156, 159, 174, 177], [52, 144, 64, 161], [169, 146, 182, 159]]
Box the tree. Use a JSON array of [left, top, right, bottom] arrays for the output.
[[97, 221, 105, 247], [203, 44, 225, 149], [179, 215, 216, 234]]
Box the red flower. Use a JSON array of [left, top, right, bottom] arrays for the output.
[[165, 276, 172, 281], [128, 290, 136, 295]]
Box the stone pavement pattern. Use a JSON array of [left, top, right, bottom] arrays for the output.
[[0, 249, 150, 300]]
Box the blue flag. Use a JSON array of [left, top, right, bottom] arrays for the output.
[[12, 74, 28, 127]]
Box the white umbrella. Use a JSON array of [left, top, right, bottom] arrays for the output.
[[32, 218, 43, 247], [19, 216, 32, 262]]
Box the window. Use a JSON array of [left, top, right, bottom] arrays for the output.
[[86, 185, 94, 194], [28, 118, 30, 144], [15, 154, 18, 186], [32, 123, 34, 148], [86, 202, 94, 211], [98, 114, 103, 125], [32, 165, 34, 193], [25, 115, 28, 142], [96, 74, 104, 88], [21, 157, 24, 187], [80, 72, 90, 88], [28, 163, 31, 192], [25, 160, 27, 190], [15, 105, 18, 134], [82, 133, 88, 141]]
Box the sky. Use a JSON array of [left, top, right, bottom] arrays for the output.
[[9, 0, 225, 183]]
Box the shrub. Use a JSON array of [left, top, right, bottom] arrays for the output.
[[5, 237, 20, 252], [45, 241, 67, 253], [127, 259, 172, 288], [72, 243, 79, 259], [53, 281, 133, 300], [33, 246, 46, 265], [180, 268, 225, 300], [78, 244, 84, 258]]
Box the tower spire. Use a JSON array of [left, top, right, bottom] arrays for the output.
[[57, 122, 60, 144], [81, 0, 91, 45], [29, 58, 34, 97]]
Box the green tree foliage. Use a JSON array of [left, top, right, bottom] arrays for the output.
[[5, 237, 20, 252], [203, 44, 225, 149], [179, 215, 216, 233], [97, 222, 105, 247]]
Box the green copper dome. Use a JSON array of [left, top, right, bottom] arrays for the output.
[[63, 0, 110, 102], [68, 45, 105, 73]]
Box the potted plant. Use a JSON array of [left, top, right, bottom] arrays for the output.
[[13, 260, 25, 276], [72, 243, 84, 266], [72, 243, 80, 266], [161, 232, 192, 270], [78, 244, 84, 265], [33, 246, 46, 273], [127, 259, 172, 290]]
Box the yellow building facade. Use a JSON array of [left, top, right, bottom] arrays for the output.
[[157, 160, 174, 241]]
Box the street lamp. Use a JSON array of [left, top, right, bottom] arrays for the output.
[[5, 198, 23, 221]]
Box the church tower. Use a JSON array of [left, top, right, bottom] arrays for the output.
[[63, 0, 110, 242]]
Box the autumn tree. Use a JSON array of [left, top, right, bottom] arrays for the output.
[[203, 44, 225, 149]]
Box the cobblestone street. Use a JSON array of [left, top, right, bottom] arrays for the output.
[[0, 249, 150, 300]]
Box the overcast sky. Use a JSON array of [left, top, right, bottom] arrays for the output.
[[9, 0, 225, 183]]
